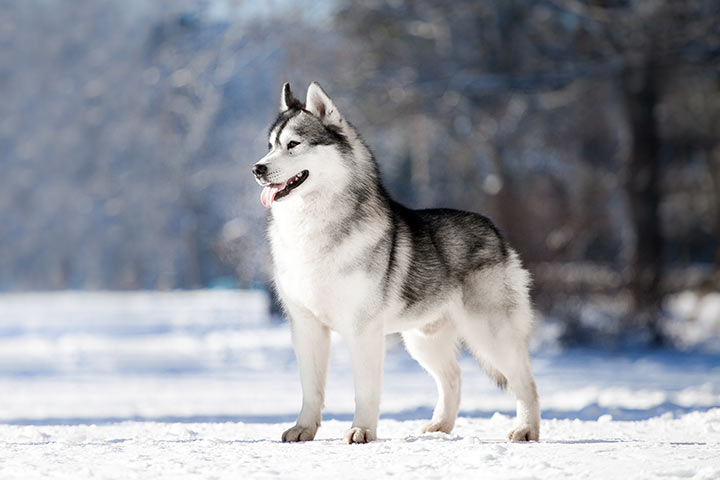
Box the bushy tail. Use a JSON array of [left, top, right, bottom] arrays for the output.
[[481, 359, 508, 390]]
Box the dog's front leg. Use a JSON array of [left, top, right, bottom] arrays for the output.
[[282, 312, 330, 442], [343, 326, 385, 444]]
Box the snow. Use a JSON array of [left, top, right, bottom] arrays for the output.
[[3, 412, 720, 480], [1, 290, 719, 479], [667, 291, 720, 351]]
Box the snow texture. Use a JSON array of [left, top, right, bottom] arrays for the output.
[[1, 291, 719, 479]]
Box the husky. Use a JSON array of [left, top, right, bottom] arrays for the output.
[[252, 82, 540, 444]]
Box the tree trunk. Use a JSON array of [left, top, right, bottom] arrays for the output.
[[621, 61, 664, 343], [708, 145, 720, 269]]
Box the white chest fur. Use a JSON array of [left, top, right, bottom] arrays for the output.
[[269, 203, 388, 332]]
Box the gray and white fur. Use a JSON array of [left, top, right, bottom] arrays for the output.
[[252, 82, 540, 444]]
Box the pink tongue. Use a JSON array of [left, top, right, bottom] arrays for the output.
[[260, 182, 286, 208]]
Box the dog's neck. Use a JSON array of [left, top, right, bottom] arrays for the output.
[[269, 185, 390, 259]]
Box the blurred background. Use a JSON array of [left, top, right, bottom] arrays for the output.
[[1, 0, 720, 354]]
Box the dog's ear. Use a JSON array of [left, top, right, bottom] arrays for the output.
[[306, 82, 343, 127], [280, 82, 302, 111]]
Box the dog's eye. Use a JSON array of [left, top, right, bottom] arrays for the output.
[[268, 142, 272, 151], [287, 141, 300, 150]]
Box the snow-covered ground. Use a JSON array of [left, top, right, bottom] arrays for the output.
[[1, 291, 719, 479]]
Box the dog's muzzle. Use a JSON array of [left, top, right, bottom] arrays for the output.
[[252, 164, 268, 181]]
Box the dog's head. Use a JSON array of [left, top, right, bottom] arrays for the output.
[[252, 82, 355, 208]]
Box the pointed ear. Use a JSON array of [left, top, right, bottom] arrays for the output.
[[306, 81, 343, 126], [280, 82, 302, 111]]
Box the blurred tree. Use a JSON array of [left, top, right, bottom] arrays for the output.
[[0, 0, 278, 290]]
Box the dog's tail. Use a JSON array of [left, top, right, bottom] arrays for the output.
[[478, 357, 508, 391]]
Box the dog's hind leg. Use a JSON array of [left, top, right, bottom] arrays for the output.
[[459, 257, 540, 441], [402, 317, 461, 434], [460, 304, 540, 441], [459, 260, 540, 441], [490, 340, 539, 442]]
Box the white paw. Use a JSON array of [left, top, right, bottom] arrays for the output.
[[282, 424, 318, 442], [507, 424, 539, 442], [421, 420, 454, 434], [343, 427, 376, 444]]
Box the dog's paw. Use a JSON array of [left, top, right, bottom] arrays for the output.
[[281, 424, 318, 442], [343, 427, 376, 444], [507, 424, 539, 442], [421, 420, 454, 434]]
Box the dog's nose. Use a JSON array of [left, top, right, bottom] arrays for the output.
[[252, 164, 268, 178]]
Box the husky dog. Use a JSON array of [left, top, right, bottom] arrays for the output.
[[252, 82, 540, 444]]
